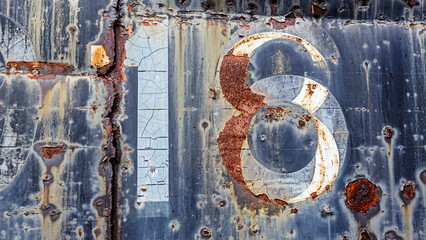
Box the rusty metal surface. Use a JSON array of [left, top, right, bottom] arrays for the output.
[[0, 0, 425, 239]]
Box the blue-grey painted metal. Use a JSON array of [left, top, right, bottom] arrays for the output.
[[0, 0, 424, 239]]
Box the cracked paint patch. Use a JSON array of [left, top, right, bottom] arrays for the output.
[[125, 17, 169, 203]]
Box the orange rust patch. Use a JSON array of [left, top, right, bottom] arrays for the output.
[[6, 62, 72, 80], [91, 45, 110, 68], [312, 1, 328, 17], [264, 107, 290, 121], [304, 115, 311, 122], [268, 18, 296, 30], [307, 83, 317, 95], [311, 192, 318, 199], [40, 147, 64, 159], [217, 52, 266, 201], [344, 178, 380, 213], [401, 182, 415, 201], [124, 146, 133, 151], [290, 208, 298, 214], [127, 24, 133, 36], [274, 199, 288, 206]]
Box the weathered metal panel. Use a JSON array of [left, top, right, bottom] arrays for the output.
[[0, 0, 425, 239]]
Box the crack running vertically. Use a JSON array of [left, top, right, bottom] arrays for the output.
[[97, 0, 127, 239]]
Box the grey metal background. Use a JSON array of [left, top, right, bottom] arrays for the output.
[[0, 0, 424, 239]]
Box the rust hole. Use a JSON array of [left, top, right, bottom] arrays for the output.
[[95, 200, 104, 207], [382, 125, 394, 142], [42, 174, 53, 184], [226, 0, 236, 7], [312, 0, 328, 17], [359, 228, 375, 240], [77, 228, 83, 237], [200, 227, 212, 238], [201, 121, 209, 129], [403, 0, 420, 6], [400, 181, 415, 204], [344, 178, 380, 213], [269, 0, 279, 6], [247, 3, 258, 13], [201, 1, 214, 10], [177, 0, 188, 6], [49, 209, 61, 217]]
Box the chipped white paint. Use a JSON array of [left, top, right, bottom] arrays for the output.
[[292, 78, 329, 113], [287, 119, 339, 203], [231, 32, 326, 63]]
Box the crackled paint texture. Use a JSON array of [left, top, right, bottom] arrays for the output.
[[0, 0, 425, 240]]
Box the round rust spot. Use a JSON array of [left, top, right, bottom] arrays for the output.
[[298, 120, 305, 127], [400, 181, 415, 204], [200, 227, 212, 238], [290, 208, 298, 214], [344, 178, 380, 213], [219, 200, 226, 207]]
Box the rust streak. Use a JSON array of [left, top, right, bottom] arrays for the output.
[[6, 61, 72, 80]]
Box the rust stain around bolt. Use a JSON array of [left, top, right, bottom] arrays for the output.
[[344, 178, 380, 213]]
